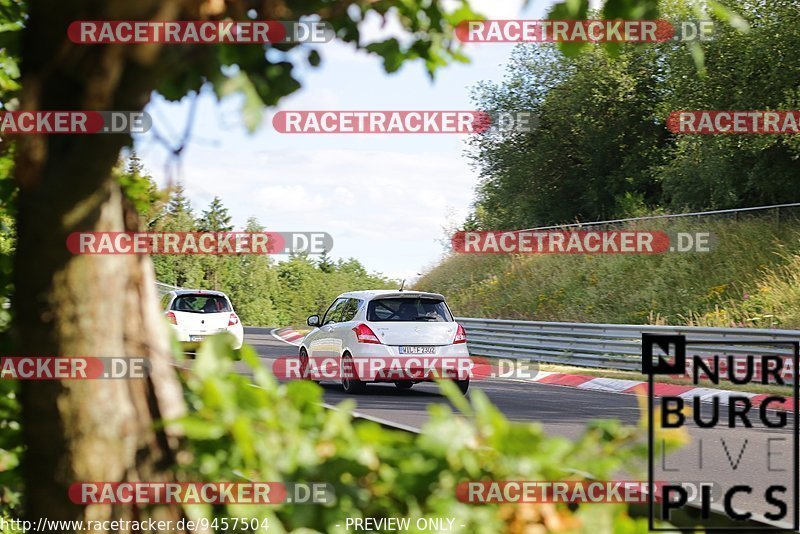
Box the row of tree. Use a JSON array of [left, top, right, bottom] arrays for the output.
[[465, 0, 800, 229], [120, 154, 394, 326]]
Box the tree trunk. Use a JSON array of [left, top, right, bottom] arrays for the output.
[[13, 1, 188, 530]]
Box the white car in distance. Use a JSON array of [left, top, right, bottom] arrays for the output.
[[161, 289, 244, 351], [299, 290, 470, 394]]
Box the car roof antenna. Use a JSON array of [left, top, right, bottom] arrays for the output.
[[399, 279, 406, 291]]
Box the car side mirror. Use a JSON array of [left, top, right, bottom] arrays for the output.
[[307, 315, 320, 327]]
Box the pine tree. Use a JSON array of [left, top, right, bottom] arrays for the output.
[[244, 216, 264, 232], [126, 151, 143, 176], [317, 250, 335, 273], [167, 183, 193, 216], [117, 152, 161, 222], [198, 196, 233, 232]]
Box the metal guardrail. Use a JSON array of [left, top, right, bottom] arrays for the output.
[[155, 282, 181, 297], [457, 317, 800, 372], [516, 202, 800, 232]]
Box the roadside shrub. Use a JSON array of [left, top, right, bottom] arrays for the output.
[[174, 336, 681, 533], [0, 380, 22, 534]]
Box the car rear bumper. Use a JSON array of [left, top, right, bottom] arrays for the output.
[[343, 345, 471, 382], [348, 343, 470, 358], [171, 324, 244, 350]]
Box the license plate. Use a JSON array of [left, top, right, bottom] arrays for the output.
[[190, 336, 204, 342], [399, 346, 436, 355]]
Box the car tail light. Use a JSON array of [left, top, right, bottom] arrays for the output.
[[353, 323, 381, 344], [228, 313, 239, 326], [453, 324, 467, 344], [166, 311, 177, 325]]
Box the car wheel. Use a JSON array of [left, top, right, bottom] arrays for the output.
[[455, 379, 469, 395], [299, 348, 318, 383], [395, 381, 414, 390], [341, 353, 366, 394]]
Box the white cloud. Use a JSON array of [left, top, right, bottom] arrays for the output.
[[141, 144, 475, 279], [275, 85, 344, 110], [465, 0, 527, 18]]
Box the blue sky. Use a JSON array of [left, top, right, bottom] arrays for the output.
[[135, 0, 571, 281]]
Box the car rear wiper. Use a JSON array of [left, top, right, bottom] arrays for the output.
[[413, 316, 438, 321]]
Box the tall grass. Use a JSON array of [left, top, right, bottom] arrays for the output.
[[415, 216, 800, 328]]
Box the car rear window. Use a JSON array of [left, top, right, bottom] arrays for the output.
[[171, 294, 231, 313], [366, 297, 452, 322]]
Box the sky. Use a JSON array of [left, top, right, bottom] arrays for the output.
[[134, 0, 568, 281]]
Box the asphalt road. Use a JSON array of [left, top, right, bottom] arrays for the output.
[[240, 327, 797, 529]]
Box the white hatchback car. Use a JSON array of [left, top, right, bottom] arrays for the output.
[[299, 290, 470, 394], [161, 289, 244, 350]]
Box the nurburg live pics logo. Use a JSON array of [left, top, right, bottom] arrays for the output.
[[642, 334, 799, 530]]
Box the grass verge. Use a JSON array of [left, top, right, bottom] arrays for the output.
[[417, 216, 800, 329]]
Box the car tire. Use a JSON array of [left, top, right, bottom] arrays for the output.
[[455, 379, 469, 395], [395, 381, 414, 390], [299, 348, 318, 383], [341, 353, 366, 394]]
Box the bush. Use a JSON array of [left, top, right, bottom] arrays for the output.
[[0, 380, 22, 534], [174, 336, 681, 533], [0, 335, 685, 532]]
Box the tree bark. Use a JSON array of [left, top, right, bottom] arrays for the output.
[[13, 1, 188, 530]]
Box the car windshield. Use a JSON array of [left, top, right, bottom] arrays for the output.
[[171, 294, 231, 313], [366, 297, 452, 322]]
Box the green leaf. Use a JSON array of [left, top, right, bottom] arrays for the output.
[[706, 0, 750, 32], [435, 379, 473, 416], [549, 0, 589, 20], [366, 38, 405, 73], [602, 0, 658, 19], [217, 72, 265, 132]]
